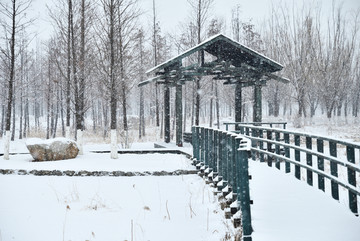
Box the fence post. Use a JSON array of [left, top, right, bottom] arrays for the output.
[[218, 131, 224, 176], [208, 129, 214, 171], [222, 132, 228, 180], [346, 146, 358, 215], [306, 137, 313, 186], [275, 131, 280, 170], [266, 130, 272, 167], [284, 133, 291, 173], [192, 126, 199, 162], [213, 130, 218, 173], [224, 132, 230, 182], [294, 135, 301, 180], [317, 139, 325, 192], [258, 129, 265, 162], [200, 127, 205, 164], [237, 140, 253, 241], [204, 128, 209, 166], [329, 141, 339, 200], [240, 126, 244, 135], [229, 134, 237, 188]]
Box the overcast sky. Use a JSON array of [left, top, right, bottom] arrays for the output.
[[28, 0, 360, 47]]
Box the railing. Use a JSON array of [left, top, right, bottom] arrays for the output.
[[224, 121, 288, 131], [235, 124, 360, 216], [191, 126, 253, 241]]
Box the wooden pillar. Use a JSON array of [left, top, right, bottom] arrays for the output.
[[253, 83, 262, 123], [164, 83, 170, 143], [235, 82, 242, 130], [175, 83, 183, 147]]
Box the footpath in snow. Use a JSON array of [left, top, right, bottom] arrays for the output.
[[250, 160, 360, 241]]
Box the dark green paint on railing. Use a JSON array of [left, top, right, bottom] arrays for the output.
[[294, 135, 301, 180], [306, 136, 313, 186], [347, 146, 357, 214], [329, 141, 339, 201], [228, 123, 360, 216], [317, 139, 325, 192]]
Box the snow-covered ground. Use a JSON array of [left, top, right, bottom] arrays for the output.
[[1, 120, 360, 241], [250, 160, 360, 241], [0, 142, 235, 241], [0, 175, 234, 241]]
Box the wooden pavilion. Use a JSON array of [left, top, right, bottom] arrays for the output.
[[139, 34, 288, 146]]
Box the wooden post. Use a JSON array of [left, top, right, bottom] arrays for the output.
[[200, 127, 205, 163], [175, 83, 183, 146], [164, 83, 170, 143], [192, 126, 199, 161], [346, 146, 358, 215], [329, 141, 339, 200], [235, 82, 242, 130], [253, 83, 262, 123], [208, 129, 214, 170], [258, 129, 265, 162], [237, 144, 253, 240], [218, 132, 223, 175], [294, 135, 301, 180], [266, 130, 272, 167], [306, 137, 313, 186], [284, 133, 291, 173], [213, 129, 218, 173], [275, 131, 280, 170], [204, 128, 209, 166], [317, 139, 325, 191]]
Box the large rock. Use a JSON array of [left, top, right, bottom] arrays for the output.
[[26, 138, 79, 162]]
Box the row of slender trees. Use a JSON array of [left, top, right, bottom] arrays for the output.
[[1, 0, 359, 158]]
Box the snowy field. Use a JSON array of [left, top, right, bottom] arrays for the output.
[[0, 143, 235, 241], [1, 120, 360, 241], [0, 175, 234, 241]]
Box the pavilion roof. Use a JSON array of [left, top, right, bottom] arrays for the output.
[[146, 33, 283, 75]]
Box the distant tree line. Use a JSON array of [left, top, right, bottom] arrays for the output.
[[0, 0, 359, 147]]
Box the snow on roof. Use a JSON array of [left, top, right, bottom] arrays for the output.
[[146, 33, 283, 74]]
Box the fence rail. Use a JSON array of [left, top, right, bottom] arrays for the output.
[[235, 124, 360, 216], [191, 126, 253, 241], [224, 121, 288, 130]]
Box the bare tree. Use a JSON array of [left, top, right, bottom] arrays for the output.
[[187, 0, 214, 126], [315, 4, 359, 119], [0, 0, 34, 159]]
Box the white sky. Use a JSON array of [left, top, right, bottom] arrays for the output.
[[27, 0, 360, 47]]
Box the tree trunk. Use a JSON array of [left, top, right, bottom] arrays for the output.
[[66, 0, 72, 136], [139, 87, 145, 138], [5, 0, 16, 136], [274, 84, 280, 117]]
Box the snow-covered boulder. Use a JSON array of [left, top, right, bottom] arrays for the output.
[[26, 138, 79, 162]]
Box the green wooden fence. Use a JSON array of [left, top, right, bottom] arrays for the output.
[[234, 124, 360, 216], [192, 126, 253, 241]]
